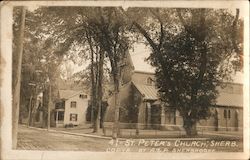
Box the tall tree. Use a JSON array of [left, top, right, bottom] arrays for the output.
[[85, 30, 105, 133], [87, 7, 131, 138]]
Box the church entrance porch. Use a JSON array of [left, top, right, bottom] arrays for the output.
[[142, 101, 166, 130]]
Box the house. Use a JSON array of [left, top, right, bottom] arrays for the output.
[[104, 54, 243, 132], [54, 89, 89, 127]]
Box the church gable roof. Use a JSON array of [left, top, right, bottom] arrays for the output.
[[132, 82, 158, 100]]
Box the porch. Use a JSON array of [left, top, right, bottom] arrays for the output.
[[54, 100, 65, 127]]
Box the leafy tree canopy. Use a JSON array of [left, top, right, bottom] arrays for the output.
[[126, 8, 243, 135]]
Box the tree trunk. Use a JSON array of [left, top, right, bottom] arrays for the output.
[[92, 51, 99, 132], [47, 82, 51, 130], [87, 32, 96, 126], [90, 61, 96, 126], [41, 90, 46, 128], [94, 51, 104, 133], [42, 110, 47, 128], [27, 95, 33, 127], [30, 95, 36, 127], [12, 7, 26, 149], [112, 70, 121, 139], [183, 116, 198, 137]]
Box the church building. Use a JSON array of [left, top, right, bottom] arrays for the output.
[[104, 53, 243, 132]]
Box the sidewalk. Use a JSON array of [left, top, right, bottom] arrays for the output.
[[51, 126, 243, 139], [53, 127, 188, 139], [201, 131, 243, 138], [22, 125, 243, 140], [21, 125, 112, 140]]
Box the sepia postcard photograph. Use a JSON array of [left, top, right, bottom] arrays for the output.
[[0, 1, 249, 160]]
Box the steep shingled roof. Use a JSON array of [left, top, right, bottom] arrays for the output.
[[216, 92, 243, 107], [58, 90, 84, 100], [132, 82, 243, 107], [132, 82, 158, 100]]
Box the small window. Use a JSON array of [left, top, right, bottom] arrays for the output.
[[70, 114, 78, 121], [71, 101, 77, 108], [228, 110, 231, 119], [79, 94, 87, 99], [224, 109, 227, 119], [147, 77, 153, 85]]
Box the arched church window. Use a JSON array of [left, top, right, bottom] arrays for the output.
[[235, 110, 239, 120], [228, 110, 231, 119], [147, 77, 153, 85], [224, 109, 227, 119]]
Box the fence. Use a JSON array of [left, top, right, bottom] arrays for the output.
[[102, 122, 243, 138]]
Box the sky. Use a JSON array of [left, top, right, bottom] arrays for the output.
[[67, 42, 243, 84]]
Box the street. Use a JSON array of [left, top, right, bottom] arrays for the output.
[[17, 125, 243, 152], [17, 126, 109, 151]]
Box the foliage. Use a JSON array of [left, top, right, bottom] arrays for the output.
[[126, 8, 243, 135], [13, 7, 66, 126]]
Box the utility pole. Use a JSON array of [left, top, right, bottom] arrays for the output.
[[12, 7, 26, 149]]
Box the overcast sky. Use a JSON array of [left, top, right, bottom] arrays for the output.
[[66, 42, 243, 84]]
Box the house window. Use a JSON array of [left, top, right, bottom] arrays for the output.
[[79, 94, 87, 99], [224, 109, 227, 119], [70, 114, 78, 121], [71, 101, 77, 108], [147, 77, 153, 85]]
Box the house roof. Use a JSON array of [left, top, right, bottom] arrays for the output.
[[132, 82, 158, 100], [134, 70, 155, 75], [216, 92, 243, 107], [58, 89, 84, 100]]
